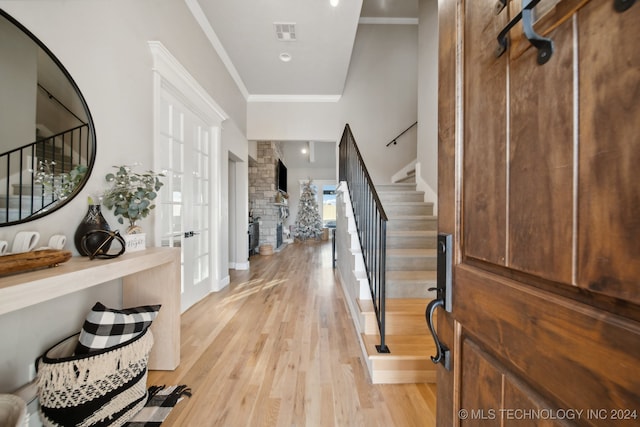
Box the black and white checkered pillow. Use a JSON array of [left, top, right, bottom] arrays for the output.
[[74, 302, 161, 354]]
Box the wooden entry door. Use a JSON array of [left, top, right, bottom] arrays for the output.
[[436, 1, 639, 426]]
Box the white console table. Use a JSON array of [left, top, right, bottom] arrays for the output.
[[0, 247, 181, 370]]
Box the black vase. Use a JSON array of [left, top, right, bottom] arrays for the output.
[[74, 204, 111, 256]]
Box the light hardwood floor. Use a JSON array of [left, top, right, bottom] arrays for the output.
[[148, 240, 437, 426]]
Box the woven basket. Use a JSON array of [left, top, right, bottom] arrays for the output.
[[36, 328, 153, 427], [259, 244, 274, 256]]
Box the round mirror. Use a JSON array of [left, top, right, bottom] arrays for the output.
[[0, 9, 96, 226]]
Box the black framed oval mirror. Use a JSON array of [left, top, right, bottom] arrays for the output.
[[0, 9, 96, 226]]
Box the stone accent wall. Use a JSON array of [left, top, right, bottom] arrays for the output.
[[249, 141, 284, 249]]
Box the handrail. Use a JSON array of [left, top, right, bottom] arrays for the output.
[[38, 84, 88, 125], [339, 124, 390, 353], [385, 121, 418, 147], [5, 124, 88, 155]]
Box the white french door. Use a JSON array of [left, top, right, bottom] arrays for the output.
[[157, 90, 212, 312], [150, 42, 228, 313]]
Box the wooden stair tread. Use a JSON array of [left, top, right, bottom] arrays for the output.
[[358, 298, 429, 313], [363, 334, 435, 358], [387, 270, 437, 281]]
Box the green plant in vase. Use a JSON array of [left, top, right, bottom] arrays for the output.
[[102, 165, 164, 234], [34, 161, 88, 201]]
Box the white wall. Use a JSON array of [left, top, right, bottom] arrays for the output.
[[417, 0, 439, 205], [248, 23, 418, 184], [223, 121, 250, 271], [0, 0, 248, 393], [0, 16, 36, 153]]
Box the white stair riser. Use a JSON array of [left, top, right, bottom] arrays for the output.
[[387, 233, 437, 249], [387, 256, 437, 271], [387, 218, 437, 231], [378, 192, 425, 203], [385, 204, 434, 216], [376, 184, 417, 192], [386, 284, 437, 299]]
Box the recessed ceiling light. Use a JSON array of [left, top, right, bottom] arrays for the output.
[[279, 52, 292, 62], [330, 0, 339, 7], [301, 148, 308, 154]]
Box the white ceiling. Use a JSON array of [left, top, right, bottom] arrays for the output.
[[188, 0, 418, 169], [188, 0, 419, 101]]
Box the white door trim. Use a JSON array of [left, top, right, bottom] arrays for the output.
[[148, 41, 228, 123]]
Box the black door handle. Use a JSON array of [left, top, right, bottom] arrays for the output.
[[424, 233, 453, 370], [425, 298, 451, 370]]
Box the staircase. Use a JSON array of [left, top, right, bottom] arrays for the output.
[[337, 181, 438, 384]]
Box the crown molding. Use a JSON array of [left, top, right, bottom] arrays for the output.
[[358, 17, 419, 25], [148, 41, 228, 122], [247, 94, 342, 103], [185, 0, 250, 101]]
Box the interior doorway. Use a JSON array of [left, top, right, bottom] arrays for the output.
[[227, 149, 249, 270]]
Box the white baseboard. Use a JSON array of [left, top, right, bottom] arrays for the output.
[[231, 261, 250, 270], [212, 275, 230, 292]]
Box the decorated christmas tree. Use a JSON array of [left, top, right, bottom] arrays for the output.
[[294, 180, 323, 241]]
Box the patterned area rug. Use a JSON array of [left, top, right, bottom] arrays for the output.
[[124, 385, 192, 427]]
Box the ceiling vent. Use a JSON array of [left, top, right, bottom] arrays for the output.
[[274, 22, 297, 41]]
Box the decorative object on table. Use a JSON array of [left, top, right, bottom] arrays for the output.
[[0, 250, 72, 276], [102, 165, 165, 235], [33, 161, 88, 201], [74, 197, 113, 256], [46, 234, 67, 250], [74, 302, 161, 355], [11, 231, 40, 253], [37, 301, 161, 426], [0, 393, 27, 427], [123, 385, 192, 427], [80, 229, 126, 260], [123, 232, 147, 253], [37, 328, 154, 427], [294, 180, 323, 241], [0, 240, 8, 256]]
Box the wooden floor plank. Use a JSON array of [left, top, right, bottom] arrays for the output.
[[148, 240, 437, 426]]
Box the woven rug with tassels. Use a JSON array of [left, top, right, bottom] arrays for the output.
[[124, 385, 192, 426]]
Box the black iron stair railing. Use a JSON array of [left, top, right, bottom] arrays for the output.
[[338, 124, 390, 353], [1, 123, 90, 223]]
